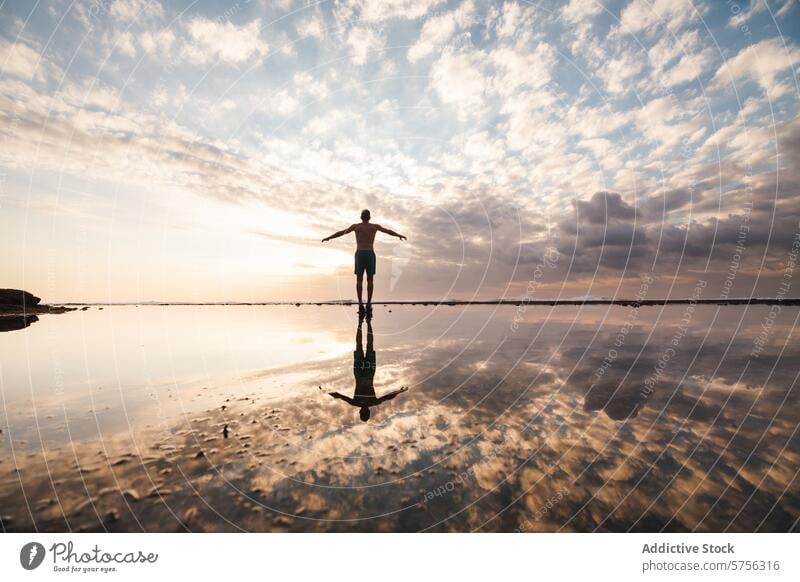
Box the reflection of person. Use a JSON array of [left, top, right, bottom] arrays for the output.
[[320, 209, 406, 315], [325, 315, 408, 422]]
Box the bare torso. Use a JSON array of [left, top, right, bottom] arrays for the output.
[[353, 222, 380, 250]]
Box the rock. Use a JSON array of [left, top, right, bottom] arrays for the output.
[[36, 498, 57, 510], [74, 497, 97, 513], [148, 486, 179, 497], [182, 507, 199, 524], [0, 289, 41, 306], [122, 489, 140, 501]]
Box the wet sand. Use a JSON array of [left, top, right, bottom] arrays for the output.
[[1, 305, 798, 532]]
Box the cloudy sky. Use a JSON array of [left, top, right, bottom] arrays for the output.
[[1, 0, 799, 303]]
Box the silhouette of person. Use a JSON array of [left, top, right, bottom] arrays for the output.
[[321, 209, 406, 316], [325, 314, 408, 422]]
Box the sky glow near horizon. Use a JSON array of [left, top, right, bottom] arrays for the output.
[[1, 0, 799, 302]]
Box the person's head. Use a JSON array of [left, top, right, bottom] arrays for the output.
[[360, 209, 371, 222], [359, 406, 371, 422]]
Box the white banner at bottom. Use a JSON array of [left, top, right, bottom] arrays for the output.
[[0, 533, 796, 582]]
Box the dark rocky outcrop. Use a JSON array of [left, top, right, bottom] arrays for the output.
[[0, 289, 41, 306], [0, 289, 74, 319]]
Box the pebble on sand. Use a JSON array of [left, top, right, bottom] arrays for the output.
[[122, 489, 140, 501], [182, 507, 200, 524], [74, 497, 98, 513]]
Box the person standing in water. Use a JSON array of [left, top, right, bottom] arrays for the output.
[[321, 209, 406, 315]]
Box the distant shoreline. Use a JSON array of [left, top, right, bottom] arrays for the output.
[[56, 298, 800, 307], [3, 298, 799, 318]]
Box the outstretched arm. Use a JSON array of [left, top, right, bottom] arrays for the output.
[[322, 224, 356, 243], [328, 391, 357, 406], [377, 386, 408, 404], [376, 224, 407, 241]]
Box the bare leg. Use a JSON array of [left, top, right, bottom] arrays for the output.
[[367, 274, 374, 307], [356, 275, 364, 309]]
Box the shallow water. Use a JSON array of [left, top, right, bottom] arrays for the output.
[[1, 304, 798, 532]]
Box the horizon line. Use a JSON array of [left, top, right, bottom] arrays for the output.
[[52, 297, 800, 307]]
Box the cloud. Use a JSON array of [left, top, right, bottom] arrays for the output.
[[0, 38, 62, 83], [430, 50, 487, 119], [181, 17, 269, 66], [116, 31, 137, 57], [495, 0, 537, 40], [600, 50, 645, 94], [303, 109, 355, 135], [562, 0, 604, 24], [619, 0, 703, 35], [633, 95, 706, 154], [346, 26, 385, 65], [647, 30, 715, 88], [336, 0, 446, 23], [711, 37, 800, 97], [660, 49, 714, 86], [407, 0, 474, 62], [490, 42, 555, 96], [292, 72, 329, 99], [576, 191, 636, 224], [728, 0, 797, 28], [110, 0, 164, 22], [296, 14, 326, 41], [62, 79, 123, 111], [561, 0, 604, 53], [648, 30, 700, 71], [500, 88, 560, 151], [138, 27, 176, 54]]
